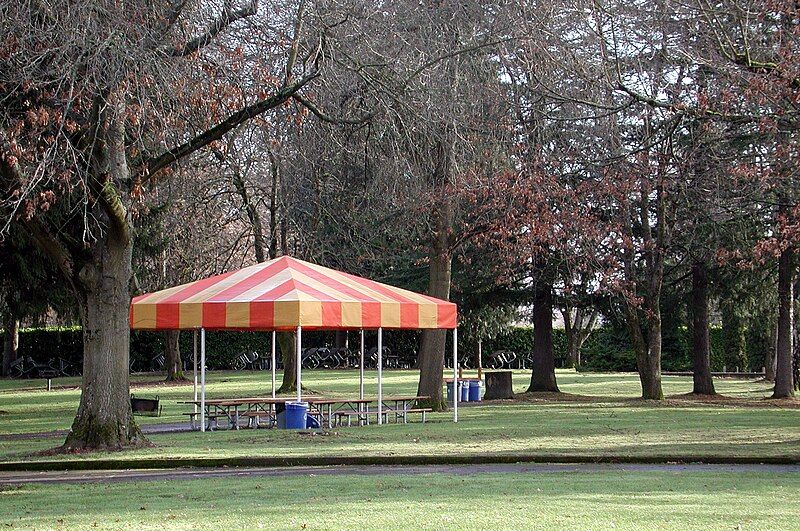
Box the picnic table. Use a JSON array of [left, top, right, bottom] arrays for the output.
[[180, 395, 431, 430], [178, 397, 299, 430]]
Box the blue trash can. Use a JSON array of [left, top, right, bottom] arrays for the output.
[[285, 401, 308, 429], [460, 381, 470, 402], [469, 380, 482, 401]]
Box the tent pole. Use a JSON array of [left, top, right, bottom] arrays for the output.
[[200, 328, 206, 432], [377, 327, 383, 425], [193, 330, 198, 416], [271, 330, 276, 398], [453, 327, 458, 423], [296, 325, 302, 402], [359, 329, 364, 400]]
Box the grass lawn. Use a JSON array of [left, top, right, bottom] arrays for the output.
[[0, 370, 798, 464], [1, 469, 799, 530]]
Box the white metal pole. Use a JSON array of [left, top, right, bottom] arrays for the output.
[[296, 326, 302, 402], [193, 330, 198, 415], [271, 330, 276, 398], [200, 328, 206, 432], [359, 329, 365, 400], [377, 327, 383, 425], [453, 327, 458, 423]]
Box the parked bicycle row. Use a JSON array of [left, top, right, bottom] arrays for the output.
[[6, 348, 565, 378], [231, 346, 410, 371], [7, 356, 79, 379]]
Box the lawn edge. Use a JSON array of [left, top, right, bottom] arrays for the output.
[[1, 453, 798, 472]]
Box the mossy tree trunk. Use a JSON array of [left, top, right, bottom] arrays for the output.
[[62, 228, 143, 451], [58, 99, 143, 451]]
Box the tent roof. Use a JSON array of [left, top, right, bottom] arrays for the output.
[[130, 256, 457, 331]]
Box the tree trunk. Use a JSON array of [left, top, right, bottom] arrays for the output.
[[164, 330, 186, 382], [268, 149, 281, 261], [765, 323, 777, 381], [721, 301, 747, 372], [276, 331, 297, 394], [690, 261, 715, 395], [527, 279, 559, 392], [562, 307, 598, 369], [416, 248, 452, 411], [773, 245, 795, 398], [641, 315, 664, 399], [62, 234, 143, 451], [626, 305, 664, 400], [2, 315, 19, 377]]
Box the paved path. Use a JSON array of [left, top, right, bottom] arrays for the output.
[[1, 463, 797, 486]]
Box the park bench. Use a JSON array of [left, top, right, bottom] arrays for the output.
[[333, 410, 384, 427], [239, 410, 275, 429], [182, 412, 200, 430], [395, 408, 431, 424], [182, 411, 233, 431]]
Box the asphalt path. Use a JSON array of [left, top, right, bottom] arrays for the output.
[[1, 463, 798, 486]]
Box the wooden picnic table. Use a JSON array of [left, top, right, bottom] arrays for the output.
[[181, 395, 431, 431]]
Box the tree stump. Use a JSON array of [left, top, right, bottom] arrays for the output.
[[484, 370, 514, 400]]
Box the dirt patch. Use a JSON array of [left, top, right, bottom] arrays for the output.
[[664, 393, 800, 409], [514, 392, 618, 403], [507, 391, 800, 409], [131, 378, 193, 389]]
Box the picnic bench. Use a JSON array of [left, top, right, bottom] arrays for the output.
[[180, 395, 431, 431]]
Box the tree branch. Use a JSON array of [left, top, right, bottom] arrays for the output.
[[169, 0, 258, 57], [140, 72, 318, 182], [0, 127, 79, 290], [291, 93, 375, 125]]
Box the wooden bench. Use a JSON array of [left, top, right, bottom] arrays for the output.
[[334, 408, 432, 426], [182, 412, 224, 431], [396, 408, 432, 424], [333, 410, 385, 427], [239, 410, 275, 429]]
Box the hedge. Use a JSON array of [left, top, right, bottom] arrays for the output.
[[11, 324, 761, 374], [14, 327, 422, 372]]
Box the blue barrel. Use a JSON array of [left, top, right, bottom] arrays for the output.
[[460, 381, 469, 402], [284, 401, 308, 429], [469, 380, 482, 401]]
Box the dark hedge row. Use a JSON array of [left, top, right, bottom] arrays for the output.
[[14, 324, 767, 373]]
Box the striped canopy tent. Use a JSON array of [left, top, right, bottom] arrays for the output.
[[130, 256, 459, 429]]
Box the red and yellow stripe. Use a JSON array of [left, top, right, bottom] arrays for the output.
[[130, 256, 457, 331]]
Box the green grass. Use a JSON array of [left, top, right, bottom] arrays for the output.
[[0, 370, 798, 464], [1, 470, 799, 529]]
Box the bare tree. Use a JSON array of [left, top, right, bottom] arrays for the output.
[[0, 0, 324, 450]]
